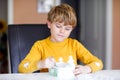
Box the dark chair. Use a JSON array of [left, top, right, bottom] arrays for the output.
[[7, 24, 79, 73]]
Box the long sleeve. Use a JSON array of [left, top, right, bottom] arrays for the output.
[[18, 41, 42, 73], [75, 40, 103, 72]]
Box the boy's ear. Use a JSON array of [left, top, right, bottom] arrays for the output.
[[46, 20, 51, 29]]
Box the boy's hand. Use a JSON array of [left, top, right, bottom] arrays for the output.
[[73, 65, 91, 76], [37, 57, 55, 69]]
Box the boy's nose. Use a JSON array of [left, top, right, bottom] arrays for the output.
[[60, 28, 65, 33]]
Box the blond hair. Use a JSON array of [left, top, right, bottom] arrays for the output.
[[47, 3, 77, 28]]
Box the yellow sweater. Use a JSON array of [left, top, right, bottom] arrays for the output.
[[18, 37, 103, 73]]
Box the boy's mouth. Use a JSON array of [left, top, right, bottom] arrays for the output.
[[57, 34, 64, 37]]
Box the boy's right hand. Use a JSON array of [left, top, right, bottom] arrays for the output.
[[37, 57, 56, 69]]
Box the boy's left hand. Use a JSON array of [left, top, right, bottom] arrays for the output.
[[73, 65, 91, 76]]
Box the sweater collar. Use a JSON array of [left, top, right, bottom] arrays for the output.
[[46, 36, 68, 46]]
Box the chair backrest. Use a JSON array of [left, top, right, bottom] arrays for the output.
[[7, 24, 79, 73]]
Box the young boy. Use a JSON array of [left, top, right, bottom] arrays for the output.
[[18, 3, 103, 75]]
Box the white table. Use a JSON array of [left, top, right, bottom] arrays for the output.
[[0, 70, 120, 80]]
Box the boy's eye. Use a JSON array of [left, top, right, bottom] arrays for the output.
[[65, 27, 72, 31], [56, 25, 61, 28]]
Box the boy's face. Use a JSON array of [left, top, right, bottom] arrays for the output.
[[48, 21, 73, 42]]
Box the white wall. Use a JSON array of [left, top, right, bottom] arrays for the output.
[[8, 0, 13, 24]]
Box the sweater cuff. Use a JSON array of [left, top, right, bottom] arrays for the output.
[[87, 62, 103, 73]]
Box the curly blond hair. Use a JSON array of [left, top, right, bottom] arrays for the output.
[[47, 3, 77, 28]]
